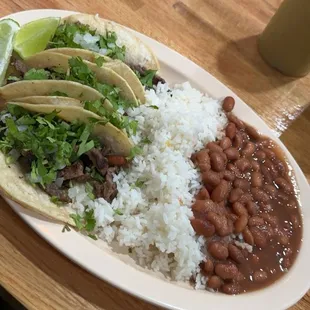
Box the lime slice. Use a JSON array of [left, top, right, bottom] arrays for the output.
[[14, 17, 60, 59], [0, 19, 20, 86]]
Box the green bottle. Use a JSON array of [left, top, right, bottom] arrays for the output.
[[258, 0, 310, 77]]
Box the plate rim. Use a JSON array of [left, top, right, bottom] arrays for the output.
[[1, 9, 310, 310]]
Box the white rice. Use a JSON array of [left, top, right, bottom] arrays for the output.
[[69, 82, 228, 281]]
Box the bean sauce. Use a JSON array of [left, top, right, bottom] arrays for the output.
[[191, 96, 302, 295]]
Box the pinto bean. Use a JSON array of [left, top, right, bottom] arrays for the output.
[[274, 177, 294, 194], [229, 188, 244, 203], [228, 244, 246, 264], [226, 123, 237, 140], [261, 213, 279, 227], [207, 212, 233, 237], [233, 132, 243, 149], [221, 283, 241, 295], [245, 201, 258, 216], [255, 150, 266, 161], [263, 148, 276, 159], [207, 275, 222, 290], [238, 193, 253, 204], [253, 270, 268, 282], [234, 178, 251, 191], [251, 188, 270, 203], [249, 253, 260, 264], [192, 199, 218, 218], [264, 184, 277, 198], [248, 216, 265, 227], [211, 180, 229, 202], [290, 214, 301, 229], [193, 149, 211, 172], [250, 227, 268, 248], [250, 159, 260, 172], [251, 172, 263, 187], [245, 125, 260, 140], [203, 259, 214, 275], [215, 262, 239, 280], [243, 227, 254, 245], [234, 214, 248, 233], [227, 114, 245, 129], [223, 170, 235, 181], [282, 257, 292, 269], [208, 241, 229, 260], [264, 159, 278, 179], [228, 213, 239, 222], [222, 96, 235, 112], [206, 142, 223, 153], [190, 218, 215, 238], [202, 170, 221, 188], [260, 165, 273, 184], [224, 147, 240, 160], [195, 187, 210, 200], [210, 152, 226, 172], [232, 202, 248, 216], [220, 137, 232, 150], [235, 158, 251, 172], [241, 142, 256, 157]]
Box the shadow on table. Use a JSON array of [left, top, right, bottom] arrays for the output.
[[1, 204, 161, 310], [280, 104, 310, 181], [216, 34, 298, 93]]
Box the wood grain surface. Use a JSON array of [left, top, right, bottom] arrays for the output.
[[0, 0, 309, 309]]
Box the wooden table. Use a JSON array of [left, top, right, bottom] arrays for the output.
[[0, 0, 309, 309]]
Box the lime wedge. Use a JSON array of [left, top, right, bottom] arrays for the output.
[[0, 19, 20, 86], [14, 17, 60, 59]]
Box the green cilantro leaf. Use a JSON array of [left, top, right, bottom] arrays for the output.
[[114, 209, 123, 216], [7, 76, 21, 82], [149, 105, 159, 110], [85, 182, 95, 200], [141, 137, 152, 144], [88, 234, 98, 240], [62, 224, 71, 232], [24, 69, 50, 80], [139, 70, 157, 88], [70, 213, 84, 230], [94, 56, 106, 67], [126, 146, 143, 160]]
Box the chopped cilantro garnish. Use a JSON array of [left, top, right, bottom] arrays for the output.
[[85, 182, 95, 200], [83, 99, 138, 136], [85, 166, 105, 182], [126, 146, 143, 160], [70, 213, 84, 230], [62, 224, 71, 232], [134, 179, 144, 188], [24, 68, 50, 80], [49, 22, 126, 61], [94, 56, 106, 67], [141, 137, 152, 144], [7, 76, 21, 82], [0, 104, 97, 187], [70, 208, 96, 233], [50, 195, 63, 205], [139, 70, 157, 88], [114, 209, 123, 216], [88, 234, 98, 240], [149, 105, 159, 110]]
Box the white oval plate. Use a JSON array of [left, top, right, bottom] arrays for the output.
[[1, 9, 310, 310]]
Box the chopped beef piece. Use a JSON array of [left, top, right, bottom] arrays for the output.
[[86, 148, 109, 176], [58, 160, 84, 180], [129, 64, 166, 86], [101, 146, 111, 157], [13, 59, 29, 75], [44, 183, 71, 203], [105, 155, 127, 166], [92, 168, 118, 202], [74, 174, 92, 183]]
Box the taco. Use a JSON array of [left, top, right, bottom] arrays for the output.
[[49, 14, 159, 71], [0, 102, 133, 225], [48, 47, 145, 103], [13, 96, 82, 106], [0, 80, 104, 102], [23, 51, 138, 106], [47, 14, 166, 89]]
